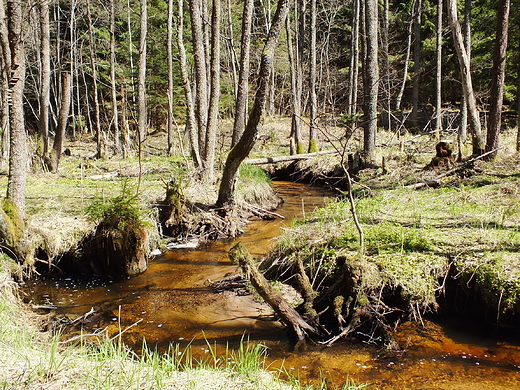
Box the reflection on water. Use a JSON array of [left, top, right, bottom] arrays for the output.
[[23, 182, 520, 389]]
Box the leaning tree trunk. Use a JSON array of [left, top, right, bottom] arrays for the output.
[[48, 72, 72, 172], [485, 0, 510, 160], [447, 0, 485, 155], [216, 0, 290, 209], [166, 0, 174, 156]]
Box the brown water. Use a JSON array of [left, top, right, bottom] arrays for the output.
[[23, 182, 520, 389]]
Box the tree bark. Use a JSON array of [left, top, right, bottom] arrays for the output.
[[177, 0, 202, 168], [286, 14, 303, 155], [434, 0, 443, 139], [188, 0, 209, 162], [110, 0, 121, 153], [86, 0, 103, 158], [447, 0, 485, 155], [347, 0, 360, 117], [308, 0, 318, 153], [49, 72, 72, 172], [38, 0, 51, 157], [203, 0, 221, 181], [216, 0, 290, 209], [167, 0, 174, 156], [410, 0, 422, 131], [138, 0, 148, 144], [229, 242, 319, 348], [485, 0, 510, 160], [230, 0, 254, 147], [362, 0, 379, 162], [1, 0, 27, 217]]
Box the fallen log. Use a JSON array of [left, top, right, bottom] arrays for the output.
[[244, 149, 338, 165], [229, 242, 321, 349]]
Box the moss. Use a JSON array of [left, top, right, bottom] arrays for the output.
[[308, 139, 318, 153], [1, 199, 25, 247]]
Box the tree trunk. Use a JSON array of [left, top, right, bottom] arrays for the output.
[[110, 0, 121, 154], [1, 0, 27, 217], [167, 0, 174, 156], [395, 12, 412, 111], [459, 0, 472, 145], [49, 72, 72, 172], [434, 0, 443, 139], [347, 0, 360, 117], [177, 0, 202, 168], [38, 0, 51, 157], [86, 0, 103, 158], [362, 0, 379, 163], [216, 0, 290, 209], [447, 0, 485, 155], [308, 0, 318, 153], [203, 0, 221, 181], [410, 0, 422, 131], [138, 0, 148, 144], [189, 0, 209, 160], [229, 242, 320, 348], [286, 14, 303, 155], [485, 0, 510, 160], [231, 0, 254, 147]]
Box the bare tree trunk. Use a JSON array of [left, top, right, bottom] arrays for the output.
[[0, 0, 27, 217], [459, 0, 472, 146], [38, 0, 51, 156], [447, 0, 485, 155], [86, 0, 104, 158], [188, 0, 209, 162], [138, 0, 148, 144], [395, 12, 412, 111], [308, 0, 318, 152], [231, 0, 254, 147], [434, 0, 443, 139], [204, 0, 221, 181], [110, 0, 121, 154], [362, 0, 379, 163], [177, 0, 202, 168], [49, 72, 72, 172], [347, 0, 360, 117], [216, 0, 290, 209], [286, 12, 303, 155], [411, 0, 422, 131], [485, 0, 509, 160], [167, 0, 174, 156]]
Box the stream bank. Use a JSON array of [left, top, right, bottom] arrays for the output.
[[22, 179, 520, 389]]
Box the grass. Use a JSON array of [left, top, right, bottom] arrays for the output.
[[263, 129, 520, 321]]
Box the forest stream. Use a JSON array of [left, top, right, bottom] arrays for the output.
[[23, 182, 520, 389]]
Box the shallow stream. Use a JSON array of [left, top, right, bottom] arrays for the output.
[[24, 182, 520, 389]]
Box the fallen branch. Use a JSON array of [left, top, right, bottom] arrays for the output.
[[408, 147, 502, 189], [229, 242, 321, 350], [244, 150, 338, 165]]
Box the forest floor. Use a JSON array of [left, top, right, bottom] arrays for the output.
[[1, 116, 520, 389]]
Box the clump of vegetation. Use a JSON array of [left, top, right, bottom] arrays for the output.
[[85, 181, 151, 231]]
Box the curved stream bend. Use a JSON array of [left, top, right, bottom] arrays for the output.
[[24, 182, 520, 389]]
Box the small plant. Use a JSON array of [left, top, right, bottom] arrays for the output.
[[85, 180, 149, 231]]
